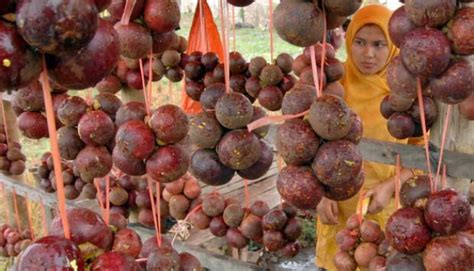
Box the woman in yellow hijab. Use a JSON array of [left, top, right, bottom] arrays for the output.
[[315, 4, 417, 270]]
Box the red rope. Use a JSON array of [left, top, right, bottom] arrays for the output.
[[434, 105, 452, 189], [268, 0, 274, 61], [232, 5, 236, 52], [309, 47, 322, 97], [120, 0, 137, 25], [1, 184, 9, 223], [218, 0, 230, 93], [319, 2, 327, 91], [147, 177, 161, 247], [39, 58, 70, 239], [24, 195, 35, 240], [39, 199, 48, 237], [0, 93, 10, 144], [394, 155, 401, 209], [105, 175, 110, 226], [12, 188, 21, 232], [416, 78, 434, 191], [94, 178, 106, 218], [139, 59, 151, 115], [155, 182, 162, 245], [441, 164, 447, 189]]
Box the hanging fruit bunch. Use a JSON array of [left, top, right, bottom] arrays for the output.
[[334, 215, 389, 271], [34, 152, 97, 200], [273, 0, 361, 48], [187, 51, 274, 188], [275, 92, 364, 209], [188, 193, 303, 258], [0, 224, 33, 258], [184, 51, 221, 102], [384, 0, 473, 133], [162, 173, 202, 221], [383, 174, 473, 270]]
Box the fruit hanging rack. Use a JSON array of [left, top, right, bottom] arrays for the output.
[[0, 129, 473, 270]]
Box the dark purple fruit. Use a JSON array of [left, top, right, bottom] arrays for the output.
[[388, 6, 417, 48], [386, 207, 431, 254], [400, 175, 431, 209], [258, 86, 283, 111], [281, 83, 316, 116], [190, 149, 234, 186], [430, 59, 473, 104], [188, 111, 223, 149], [424, 189, 470, 235], [78, 110, 116, 146], [115, 120, 155, 160], [387, 56, 419, 99], [13, 81, 44, 112], [146, 145, 189, 183], [73, 145, 113, 182], [405, 0, 456, 27], [115, 101, 146, 127], [277, 166, 323, 210], [0, 21, 42, 91], [92, 93, 123, 121], [149, 104, 189, 144], [57, 126, 85, 160], [237, 140, 273, 180], [16, 0, 98, 55], [400, 27, 451, 77], [308, 95, 351, 140], [114, 22, 152, 60], [96, 75, 122, 94], [276, 119, 319, 166], [46, 19, 120, 90], [215, 92, 253, 129], [200, 83, 226, 110], [17, 111, 49, 139], [387, 112, 416, 139], [216, 129, 262, 170]]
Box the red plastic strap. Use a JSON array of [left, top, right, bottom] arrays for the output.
[[231, 5, 236, 52], [218, 0, 230, 93], [357, 190, 366, 224], [416, 78, 434, 191], [394, 155, 401, 210], [138, 59, 151, 115], [309, 46, 322, 97], [441, 164, 447, 189], [12, 188, 21, 232], [0, 184, 9, 223], [147, 53, 153, 109], [155, 182, 162, 245], [120, 0, 137, 25], [199, 0, 208, 53], [104, 175, 110, 226], [24, 195, 35, 240], [247, 109, 309, 132], [268, 0, 274, 61], [39, 199, 48, 237], [244, 179, 250, 209], [94, 179, 106, 218], [434, 105, 452, 188], [147, 177, 161, 247], [0, 93, 10, 144], [39, 59, 70, 239], [319, 2, 327, 92]]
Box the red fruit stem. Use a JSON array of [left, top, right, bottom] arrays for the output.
[[319, 2, 327, 93], [40, 199, 48, 237], [24, 195, 35, 240], [105, 175, 110, 226], [147, 176, 161, 247], [395, 155, 401, 209], [120, 0, 137, 25], [12, 188, 21, 232], [434, 105, 452, 191], [218, 0, 231, 93], [0, 93, 10, 144], [1, 184, 10, 223], [268, 0, 274, 61], [39, 60, 70, 239], [94, 179, 107, 219], [416, 77, 434, 191]]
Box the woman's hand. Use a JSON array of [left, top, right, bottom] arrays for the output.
[[316, 197, 339, 225], [365, 181, 394, 214]]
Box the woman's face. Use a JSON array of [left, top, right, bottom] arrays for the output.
[[351, 25, 390, 75]]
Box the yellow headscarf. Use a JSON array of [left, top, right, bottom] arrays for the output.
[[341, 4, 402, 185]]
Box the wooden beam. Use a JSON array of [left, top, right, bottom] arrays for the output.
[[359, 138, 474, 180]]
